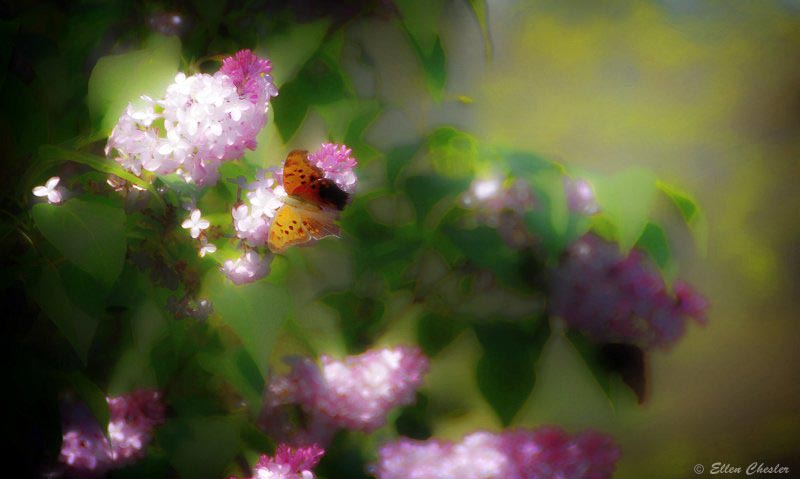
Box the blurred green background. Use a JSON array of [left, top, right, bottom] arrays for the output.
[[3, 1, 799, 478]]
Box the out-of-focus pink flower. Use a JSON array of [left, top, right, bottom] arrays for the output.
[[564, 177, 599, 215], [230, 444, 324, 479], [549, 233, 709, 349], [260, 347, 429, 446], [59, 390, 166, 474], [222, 251, 270, 284], [307, 143, 358, 193], [374, 427, 621, 479]]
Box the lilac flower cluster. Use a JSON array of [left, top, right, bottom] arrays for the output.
[[221, 142, 357, 284], [307, 143, 358, 193], [260, 346, 429, 446], [549, 233, 708, 349], [374, 427, 620, 479], [106, 50, 277, 186], [59, 389, 165, 475], [230, 444, 325, 479]]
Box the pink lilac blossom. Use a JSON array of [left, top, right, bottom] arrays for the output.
[[222, 250, 271, 284], [59, 390, 166, 474], [374, 427, 620, 479], [549, 233, 708, 350], [106, 50, 277, 186], [259, 346, 429, 446], [231, 172, 286, 246], [307, 143, 358, 193], [230, 444, 324, 479], [564, 177, 599, 215]]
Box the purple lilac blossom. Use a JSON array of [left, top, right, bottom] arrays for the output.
[[259, 346, 429, 446], [106, 50, 277, 186], [229, 444, 324, 479], [59, 390, 166, 474], [307, 143, 358, 193], [374, 427, 620, 479], [549, 233, 708, 349]]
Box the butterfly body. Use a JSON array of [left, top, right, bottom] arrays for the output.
[[267, 150, 350, 253]]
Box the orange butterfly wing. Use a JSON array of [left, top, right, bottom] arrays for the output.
[[282, 150, 323, 196], [268, 205, 310, 253]]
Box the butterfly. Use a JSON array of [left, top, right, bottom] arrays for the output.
[[267, 150, 351, 253]]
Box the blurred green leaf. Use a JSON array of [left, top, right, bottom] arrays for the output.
[[108, 299, 168, 395], [322, 291, 385, 353], [395, 0, 447, 98], [30, 274, 87, 359], [636, 222, 671, 272], [265, 19, 331, 85], [32, 197, 127, 287], [197, 347, 264, 417], [159, 415, 243, 479], [592, 168, 657, 251], [524, 169, 570, 258], [657, 180, 708, 256], [464, 0, 491, 59], [474, 319, 550, 426], [427, 127, 481, 178], [404, 174, 467, 225], [203, 271, 291, 378], [417, 313, 466, 357], [88, 34, 181, 133], [65, 370, 110, 432]]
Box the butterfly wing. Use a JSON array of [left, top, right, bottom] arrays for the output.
[[268, 205, 311, 253], [282, 150, 324, 196], [298, 208, 341, 239], [292, 178, 350, 211]]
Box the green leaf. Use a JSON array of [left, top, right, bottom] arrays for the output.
[[416, 313, 466, 357], [322, 291, 386, 353], [159, 416, 242, 479], [464, 0, 491, 59], [264, 19, 331, 85], [474, 319, 550, 426], [592, 168, 657, 251], [35, 145, 162, 206], [33, 197, 127, 287], [28, 266, 97, 363], [203, 271, 291, 378], [636, 222, 671, 272], [395, 0, 445, 56], [427, 127, 481, 178], [108, 299, 168, 395], [65, 370, 110, 431], [656, 180, 708, 256], [404, 174, 467, 225], [88, 34, 181, 133], [386, 142, 422, 186]]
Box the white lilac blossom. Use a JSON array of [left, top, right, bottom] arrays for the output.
[[230, 444, 325, 479], [106, 50, 277, 186], [199, 238, 217, 257], [260, 346, 429, 446], [549, 233, 708, 350], [59, 390, 166, 474], [564, 177, 599, 215], [182, 208, 210, 238], [32, 176, 63, 204], [307, 143, 358, 193], [222, 250, 270, 284], [374, 427, 621, 479]]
